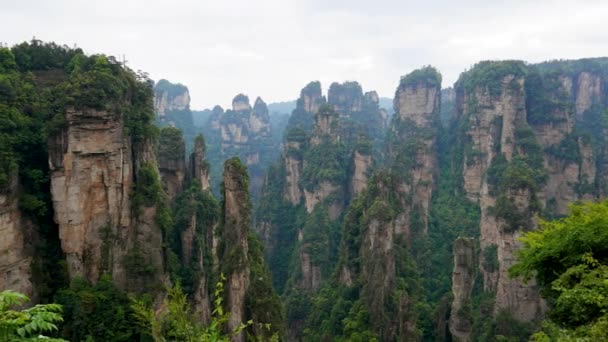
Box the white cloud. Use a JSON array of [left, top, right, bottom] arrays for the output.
[[1, 0, 606, 108]]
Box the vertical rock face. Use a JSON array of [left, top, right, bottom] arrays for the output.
[[158, 127, 186, 202], [304, 105, 345, 220], [350, 150, 372, 195], [283, 140, 304, 205], [217, 94, 273, 198], [154, 80, 194, 136], [189, 135, 211, 191], [221, 158, 251, 342], [328, 81, 363, 114], [0, 170, 35, 300], [48, 107, 166, 292], [49, 108, 133, 284], [310, 104, 340, 146], [575, 71, 603, 119], [389, 67, 441, 237], [251, 97, 271, 136], [154, 79, 191, 117], [456, 62, 544, 322], [449, 238, 476, 342]]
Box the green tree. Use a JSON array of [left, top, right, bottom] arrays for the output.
[[510, 200, 608, 341], [131, 277, 277, 342], [0, 290, 67, 341]]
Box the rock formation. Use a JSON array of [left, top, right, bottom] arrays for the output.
[[449, 237, 476, 341], [0, 170, 36, 300], [385, 67, 441, 238], [455, 61, 546, 321], [48, 105, 166, 293], [154, 80, 190, 117], [221, 158, 251, 342], [189, 135, 211, 191], [157, 127, 186, 202]]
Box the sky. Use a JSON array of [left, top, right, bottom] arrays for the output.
[[2, 0, 607, 109]]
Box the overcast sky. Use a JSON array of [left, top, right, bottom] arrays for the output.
[[2, 0, 607, 109]]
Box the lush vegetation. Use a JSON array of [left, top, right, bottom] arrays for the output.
[[398, 65, 442, 89], [455, 60, 526, 96], [0, 290, 66, 341], [511, 200, 608, 341]]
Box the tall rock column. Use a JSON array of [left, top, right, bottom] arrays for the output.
[[48, 108, 134, 284], [189, 135, 211, 191], [157, 127, 186, 203], [449, 238, 476, 341], [456, 61, 544, 322], [389, 67, 441, 237], [49, 104, 167, 294], [0, 170, 35, 300], [221, 158, 251, 342]]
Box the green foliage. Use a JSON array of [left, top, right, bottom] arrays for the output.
[[158, 126, 186, 163], [455, 60, 526, 97], [510, 200, 608, 339], [133, 163, 165, 208], [301, 139, 347, 191], [482, 244, 499, 273], [131, 279, 277, 342], [155, 79, 188, 98], [246, 233, 287, 340], [55, 276, 137, 341], [0, 290, 66, 341], [474, 309, 536, 342], [169, 182, 219, 293], [525, 69, 571, 125], [398, 66, 442, 89]]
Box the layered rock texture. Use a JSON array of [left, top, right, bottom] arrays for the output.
[[157, 127, 186, 202], [221, 159, 251, 341], [48, 106, 167, 293], [200, 94, 275, 199], [220, 158, 284, 341], [449, 238, 476, 341], [447, 59, 608, 336], [0, 170, 36, 300], [154, 79, 197, 153]]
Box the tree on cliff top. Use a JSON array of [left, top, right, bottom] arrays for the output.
[[510, 200, 608, 341]]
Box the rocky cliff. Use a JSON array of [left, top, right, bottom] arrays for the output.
[[0, 170, 36, 300], [200, 94, 275, 199], [49, 87, 168, 294], [220, 157, 284, 341], [449, 237, 476, 342], [455, 61, 546, 322], [388, 67, 441, 237], [189, 135, 211, 191], [157, 127, 186, 202], [221, 158, 251, 342]]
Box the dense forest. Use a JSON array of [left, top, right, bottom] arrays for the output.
[[1, 40, 608, 342]]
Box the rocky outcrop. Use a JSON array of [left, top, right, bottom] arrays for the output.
[[575, 71, 603, 119], [350, 150, 372, 195], [0, 170, 36, 300], [189, 135, 211, 191], [154, 80, 190, 117], [221, 158, 251, 342], [457, 62, 544, 322], [389, 67, 441, 236], [287, 81, 325, 132], [449, 238, 477, 342], [218, 94, 273, 198], [154, 79, 193, 131], [48, 107, 166, 293], [158, 127, 186, 202], [310, 104, 340, 146], [328, 81, 363, 115]]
